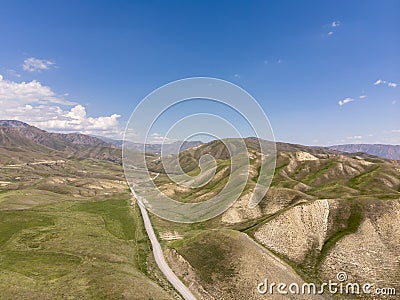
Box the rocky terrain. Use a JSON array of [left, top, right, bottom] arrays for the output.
[[149, 139, 400, 299], [167, 230, 326, 300], [0, 120, 122, 164], [1, 120, 399, 299]]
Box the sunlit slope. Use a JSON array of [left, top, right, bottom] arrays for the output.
[[149, 138, 400, 299], [148, 138, 399, 206], [0, 129, 175, 299], [0, 122, 122, 164]]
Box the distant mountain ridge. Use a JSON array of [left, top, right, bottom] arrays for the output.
[[329, 144, 400, 160], [0, 120, 204, 163], [2, 120, 398, 162], [0, 120, 121, 163], [125, 140, 203, 154], [93, 134, 203, 154], [0, 120, 116, 148], [0, 120, 30, 128], [91, 135, 124, 147]]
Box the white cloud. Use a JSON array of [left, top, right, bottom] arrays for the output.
[[7, 69, 21, 77], [23, 57, 55, 72], [340, 130, 400, 144], [31, 105, 122, 137], [147, 133, 177, 144], [359, 94, 367, 99], [346, 135, 363, 140], [373, 79, 398, 88], [0, 74, 74, 106], [338, 97, 355, 106], [324, 21, 340, 38], [374, 79, 383, 85], [0, 74, 122, 138]]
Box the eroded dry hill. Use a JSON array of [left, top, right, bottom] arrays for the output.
[[148, 139, 400, 299], [1, 121, 399, 299]]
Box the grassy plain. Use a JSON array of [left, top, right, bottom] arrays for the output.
[[0, 155, 174, 299]]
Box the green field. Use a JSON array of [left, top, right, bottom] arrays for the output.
[[0, 154, 175, 300]]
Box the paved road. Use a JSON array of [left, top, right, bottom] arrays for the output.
[[133, 192, 197, 300]]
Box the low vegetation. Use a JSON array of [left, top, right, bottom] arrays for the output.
[[1, 123, 399, 299], [0, 157, 174, 299], [149, 139, 400, 299]]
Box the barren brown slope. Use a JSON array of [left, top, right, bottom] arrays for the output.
[[148, 139, 399, 299], [167, 229, 327, 300]]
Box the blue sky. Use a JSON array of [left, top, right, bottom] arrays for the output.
[[0, 0, 399, 145]]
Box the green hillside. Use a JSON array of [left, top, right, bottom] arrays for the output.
[[0, 130, 176, 299], [147, 139, 400, 299]]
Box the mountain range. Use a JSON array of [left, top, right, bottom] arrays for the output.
[[2, 120, 398, 161], [0, 120, 203, 159], [1, 119, 399, 299], [329, 143, 400, 160], [0, 120, 122, 164]]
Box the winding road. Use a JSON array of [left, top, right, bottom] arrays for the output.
[[133, 191, 197, 300]]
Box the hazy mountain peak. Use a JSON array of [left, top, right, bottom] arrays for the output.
[[0, 120, 31, 128], [329, 144, 400, 160]]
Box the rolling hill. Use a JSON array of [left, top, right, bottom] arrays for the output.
[[145, 138, 400, 299], [0, 121, 178, 299], [1, 121, 399, 299]]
